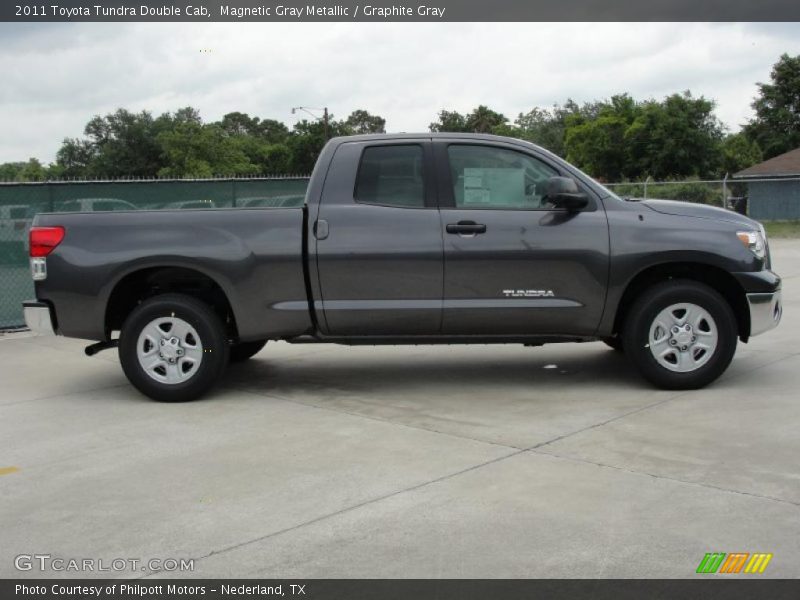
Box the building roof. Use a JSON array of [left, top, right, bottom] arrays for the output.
[[734, 147, 800, 178]]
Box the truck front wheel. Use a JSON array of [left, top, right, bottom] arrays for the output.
[[622, 280, 737, 390], [118, 294, 229, 402]]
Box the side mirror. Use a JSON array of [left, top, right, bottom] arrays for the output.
[[544, 176, 589, 211]]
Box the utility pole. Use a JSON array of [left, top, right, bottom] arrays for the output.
[[291, 106, 330, 141]]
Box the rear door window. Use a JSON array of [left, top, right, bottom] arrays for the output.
[[355, 145, 425, 208]]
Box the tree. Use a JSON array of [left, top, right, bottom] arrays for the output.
[[721, 133, 762, 175], [55, 138, 95, 178], [80, 109, 167, 177], [0, 162, 25, 181], [17, 158, 47, 182], [219, 112, 290, 144], [466, 105, 506, 133], [744, 53, 800, 159], [429, 109, 468, 132], [623, 92, 724, 179], [157, 122, 259, 178], [254, 119, 290, 144], [563, 92, 724, 181], [566, 113, 630, 181], [430, 106, 507, 134], [345, 109, 386, 134], [288, 116, 352, 173], [565, 95, 638, 180]]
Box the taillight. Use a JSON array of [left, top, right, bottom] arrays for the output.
[[29, 226, 65, 257]]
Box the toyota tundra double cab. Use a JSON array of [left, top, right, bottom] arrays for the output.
[[23, 133, 782, 401]]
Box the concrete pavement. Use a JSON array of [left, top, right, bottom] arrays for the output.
[[1, 240, 798, 578]]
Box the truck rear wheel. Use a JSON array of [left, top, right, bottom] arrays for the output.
[[621, 280, 737, 390], [118, 294, 229, 402]]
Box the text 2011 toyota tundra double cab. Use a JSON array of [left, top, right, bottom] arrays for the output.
[[23, 133, 782, 401]]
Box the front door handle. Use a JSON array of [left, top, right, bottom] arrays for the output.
[[446, 221, 487, 235]]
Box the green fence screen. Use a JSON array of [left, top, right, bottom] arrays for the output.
[[0, 177, 310, 329]]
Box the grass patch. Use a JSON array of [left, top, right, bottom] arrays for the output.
[[762, 220, 800, 239]]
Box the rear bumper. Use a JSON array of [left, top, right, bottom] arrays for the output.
[[22, 301, 56, 336], [747, 290, 782, 337]]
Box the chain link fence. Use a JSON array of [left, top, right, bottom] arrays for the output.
[[604, 177, 800, 220], [0, 177, 309, 329], [2, 175, 799, 330]]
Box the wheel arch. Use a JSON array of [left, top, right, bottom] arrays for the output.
[[105, 265, 239, 340], [613, 262, 751, 342]]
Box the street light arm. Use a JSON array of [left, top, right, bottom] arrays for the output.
[[291, 106, 330, 141], [291, 106, 325, 120]]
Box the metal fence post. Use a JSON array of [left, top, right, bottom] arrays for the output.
[[722, 173, 728, 209]]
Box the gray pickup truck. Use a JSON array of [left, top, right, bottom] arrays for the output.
[[23, 133, 782, 401]]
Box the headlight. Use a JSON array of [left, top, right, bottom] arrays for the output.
[[736, 229, 767, 259]]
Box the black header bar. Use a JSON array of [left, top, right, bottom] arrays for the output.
[[3, 0, 800, 22]]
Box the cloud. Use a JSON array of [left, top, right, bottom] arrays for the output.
[[1, 21, 799, 163]]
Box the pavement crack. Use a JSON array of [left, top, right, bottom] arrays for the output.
[[0, 383, 129, 407], [138, 448, 526, 578], [527, 392, 686, 450], [227, 383, 522, 452], [532, 449, 800, 508], [529, 351, 800, 451]]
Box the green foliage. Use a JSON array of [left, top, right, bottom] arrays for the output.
[[744, 53, 800, 159], [345, 110, 386, 134], [625, 93, 724, 179], [429, 110, 468, 132], [288, 115, 354, 174], [498, 101, 589, 157], [430, 105, 507, 134], [0, 161, 26, 181], [81, 108, 174, 177], [762, 220, 800, 238], [564, 92, 724, 181], [0, 158, 51, 181], [565, 96, 635, 181], [156, 122, 260, 178], [219, 112, 290, 144], [721, 133, 762, 174], [42, 107, 387, 179], [611, 180, 721, 205]]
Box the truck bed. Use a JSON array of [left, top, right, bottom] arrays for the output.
[[34, 208, 313, 340]]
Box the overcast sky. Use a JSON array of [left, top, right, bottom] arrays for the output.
[[1, 22, 799, 163]]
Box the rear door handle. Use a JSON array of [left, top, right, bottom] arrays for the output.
[[446, 221, 487, 235], [314, 219, 329, 240]]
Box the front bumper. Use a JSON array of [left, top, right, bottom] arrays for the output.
[[22, 301, 56, 335], [747, 290, 782, 337]]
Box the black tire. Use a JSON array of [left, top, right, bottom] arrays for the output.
[[621, 280, 737, 390], [602, 336, 624, 352], [118, 293, 229, 402], [229, 339, 267, 363]]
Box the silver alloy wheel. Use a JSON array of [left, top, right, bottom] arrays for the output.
[[648, 302, 718, 373], [136, 316, 203, 385]]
